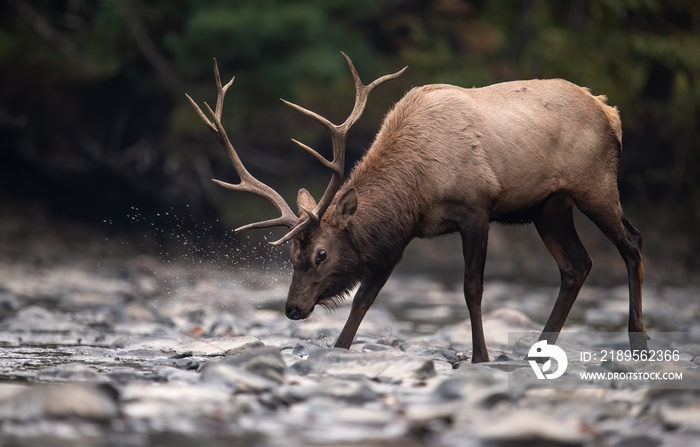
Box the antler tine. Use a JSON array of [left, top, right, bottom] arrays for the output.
[[340, 51, 408, 131], [267, 217, 312, 246], [280, 53, 407, 227], [187, 59, 299, 241], [213, 58, 235, 122]]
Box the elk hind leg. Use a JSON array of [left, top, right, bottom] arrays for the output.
[[535, 194, 592, 345], [576, 193, 648, 351]]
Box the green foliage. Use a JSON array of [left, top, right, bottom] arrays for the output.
[[3, 0, 699, 227]]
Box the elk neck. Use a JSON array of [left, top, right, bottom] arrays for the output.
[[326, 141, 428, 273]]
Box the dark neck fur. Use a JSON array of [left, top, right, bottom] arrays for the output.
[[334, 152, 425, 273]]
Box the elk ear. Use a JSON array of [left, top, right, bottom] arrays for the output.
[[333, 187, 357, 228], [296, 188, 317, 216]]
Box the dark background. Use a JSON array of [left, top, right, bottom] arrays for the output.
[[1, 0, 698, 281]]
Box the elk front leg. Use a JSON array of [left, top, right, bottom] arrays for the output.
[[460, 216, 490, 363], [334, 266, 395, 349]]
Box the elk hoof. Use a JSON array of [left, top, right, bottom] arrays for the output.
[[629, 331, 650, 351]]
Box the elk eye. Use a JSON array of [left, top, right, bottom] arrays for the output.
[[315, 249, 327, 265]]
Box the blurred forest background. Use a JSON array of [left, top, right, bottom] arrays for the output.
[[0, 0, 698, 277]]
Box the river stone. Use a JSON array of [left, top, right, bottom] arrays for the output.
[[400, 338, 450, 355], [473, 409, 588, 444], [647, 390, 700, 430], [280, 341, 332, 367], [0, 383, 27, 401], [120, 383, 237, 422], [584, 307, 627, 328], [291, 343, 311, 358], [0, 288, 24, 320], [290, 348, 435, 381], [482, 308, 539, 347], [124, 303, 160, 322], [276, 374, 381, 405], [614, 435, 662, 447], [2, 258, 699, 446], [403, 401, 463, 429], [200, 346, 285, 393], [434, 363, 510, 406], [119, 335, 263, 356], [317, 376, 380, 403], [359, 342, 394, 352], [283, 397, 405, 444], [0, 383, 118, 421], [5, 305, 86, 333], [37, 362, 104, 382]]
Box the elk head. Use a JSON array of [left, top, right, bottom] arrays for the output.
[[187, 53, 405, 320]]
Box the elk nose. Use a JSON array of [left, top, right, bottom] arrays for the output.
[[285, 305, 303, 320]]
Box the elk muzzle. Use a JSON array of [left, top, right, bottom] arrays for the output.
[[285, 303, 310, 320]]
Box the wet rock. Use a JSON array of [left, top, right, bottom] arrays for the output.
[[119, 334, 263, 357], [0, 383, 27, 401], [360, 342, 394, 352], [207, 313, 243, 337], [647, 390, 700, 430], [434, 363, 509, 406], [37, 362, 104, 382], [375, 336, 401, 347], [200, 346, 285, 393], [222, 346, 285, 380], [584, 307, 627, 328], [473, 409, 589, 445], [291, 343, 311, 358], [112, 321, 174, 337], [73, 306, 123, 329], [614, 435, 662, 447], [482, 308, 539, 347], [280, 341, 333, 367], [400, 338, 450, 354], [275, 376, 319, 403], [317, 376, 381, 403], [1, 258, 699, 446], [130, 272, 162, 299], [283, 397, 406, 444], [152, 357, 201, 371], [422, 348, 462, 364], [5, 305, 86, 333], [120, 383, 238, 426], [124, 303, 160, 322], [0, 383, 118, 421], [0, 287, 24, 320], [403, 400, 462, 430], [105, 368, 160, 385], [290, 348, 435, 381], [278, 375, 381, 405]]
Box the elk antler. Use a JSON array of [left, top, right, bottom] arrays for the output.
[[276, 52, 407, 244], [186, 59, 299, 239], [187, 54, 406, 245]]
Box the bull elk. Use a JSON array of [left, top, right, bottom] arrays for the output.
[[187, 53, 648, 363]]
